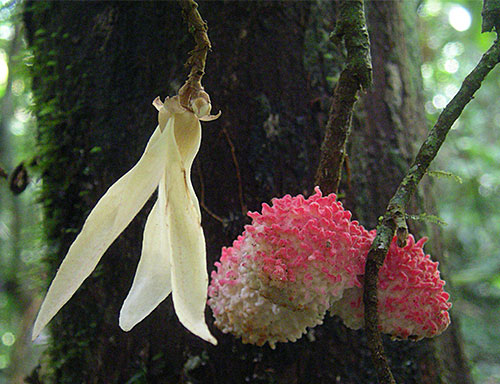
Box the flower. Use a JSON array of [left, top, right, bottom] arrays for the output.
[[32, 92, 220, 345], [330, 235, 451, 340], [208, 188, 374, 347]]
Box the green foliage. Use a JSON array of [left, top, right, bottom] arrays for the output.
[[406, 212, 448, 226], [0, 2, 45, 383], [303, 1, 340, 94], [420, 1, 500, 382], [427, 169, 463, 184]]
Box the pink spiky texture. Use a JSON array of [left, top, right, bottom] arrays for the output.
[[208, 188, 374, 347], [208, 188, 452, 347], [330, 235, 451, 340]]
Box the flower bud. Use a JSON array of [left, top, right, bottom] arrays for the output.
[[191, 92, 212, 118]]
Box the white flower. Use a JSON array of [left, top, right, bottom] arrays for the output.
[[32, 94, 220, 345]]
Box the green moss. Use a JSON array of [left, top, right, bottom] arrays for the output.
[[26, 2, 105, 382]]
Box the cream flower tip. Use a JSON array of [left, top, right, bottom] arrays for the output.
[[177, 317, 217, 345], [199, 330, 218, 346], [118, 315, 136, 332], [34, 91, 220, 345], [119, 197, 172, 332]]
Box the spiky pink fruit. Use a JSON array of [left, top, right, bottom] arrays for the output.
[[208, 188, 374, 347], [330, 235, 451, 340], [208, 188, 452, 347], [208, 234, 327, 348]]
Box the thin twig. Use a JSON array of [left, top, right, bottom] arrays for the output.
[[196, 160, 224, 223], [178, 0, 221, 222], [200, 201, 224, 224], [178, 0, 212, 108], [363, 37, 500, 384], [222, 127, 247, 215], [314, 0, 372, 195]]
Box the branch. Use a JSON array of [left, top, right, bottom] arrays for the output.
[[482, 0, 500, 33], [315, 0, 372, 195], [178, 0, 212, 108], [363, 37, 500, 384]]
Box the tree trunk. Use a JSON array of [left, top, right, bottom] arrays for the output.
[[24, 1, 471, 383]]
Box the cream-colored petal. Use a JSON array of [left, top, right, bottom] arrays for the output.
[[199, 110, 221, 122], [172, 112, 202, 221], [152, 96, 164, 111], [153, 97, 170, 132], [172, 111, 201, 166], [164, 116, 217, 345], [32, 125, 169, 340], [163, 96, 187, 115], [119, 184, 171, 331]]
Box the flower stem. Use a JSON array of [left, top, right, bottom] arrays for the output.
[[178, 0, 211, 107]]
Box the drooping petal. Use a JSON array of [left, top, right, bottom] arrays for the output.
[[119, 178, 171, 331], [158, 97, 200, 219], [172, 111, 202, 220], [32, 126, 169, 340], [172, 111, 202, 169], [164, 114, 217, 345]]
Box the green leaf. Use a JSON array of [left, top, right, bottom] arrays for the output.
[[406, 213, 447, 226], [427, 170, 463, 184], [34, 29, 46, 37], [89, 146, 102, 154], [491, 275, 500, 289]]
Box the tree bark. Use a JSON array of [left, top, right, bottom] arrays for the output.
[[24, 1, 471, 383]]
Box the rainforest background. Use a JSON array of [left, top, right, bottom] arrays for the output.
[[0, 0, 499, 383]]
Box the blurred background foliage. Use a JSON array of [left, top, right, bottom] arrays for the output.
[[418, 1, 500, 383], [0, 1, 44, 383], [0, 0, 498, 383]]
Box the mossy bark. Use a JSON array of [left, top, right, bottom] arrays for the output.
[[25, 1, 470, 383]]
